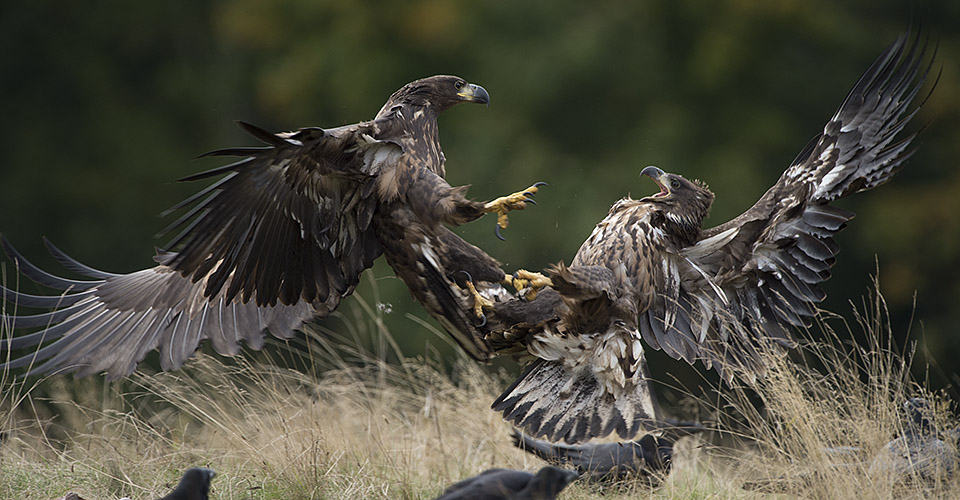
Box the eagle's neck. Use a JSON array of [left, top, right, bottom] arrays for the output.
[[632, 197, 710, 249], [657, 209, 705, 248], [408, 106, 444, 178], [378, 101, 445, 178]]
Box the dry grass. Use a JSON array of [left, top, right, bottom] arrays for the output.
[[1, 281, 958, 499], [699, 281, 960, 499]]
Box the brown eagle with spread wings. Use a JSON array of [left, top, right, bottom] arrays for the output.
[[0, 75, 540, 378], [489, 33, 937, 444]]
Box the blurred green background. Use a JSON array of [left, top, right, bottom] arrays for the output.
[[2, 1, 959, 395]]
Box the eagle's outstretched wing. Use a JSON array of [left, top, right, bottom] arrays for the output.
[[640, 32, 937, 380], [1, 75, 516, 378], [0, 119, 398, 378], [165, 120, 397, 309], [164, 120, 398, 308]]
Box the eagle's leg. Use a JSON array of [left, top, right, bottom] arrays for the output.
[[464, 279, 494, 322], [505, 269, 553, 301], [483, 182, 547, 240]]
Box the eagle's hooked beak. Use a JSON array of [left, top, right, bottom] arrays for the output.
[[641, 165, 670, 198], [458, 83, 490, 105]]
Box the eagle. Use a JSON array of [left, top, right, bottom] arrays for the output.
[[488, 33, 937, 444], [0, 75, 540, 378]]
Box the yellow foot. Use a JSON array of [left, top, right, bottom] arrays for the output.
[[483, 182, 547, 240], [504, 269, 554, 300], [465, 280, 494, 321]]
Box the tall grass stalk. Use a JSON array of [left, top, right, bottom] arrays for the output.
[[697, 278, 959, 499]]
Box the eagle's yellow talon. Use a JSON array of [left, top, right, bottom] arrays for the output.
[[506, 269, 553, 300], [483, 183, 546, 239], [465, 280, 494, 319]]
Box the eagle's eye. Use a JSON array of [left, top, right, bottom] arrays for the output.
[[670, 179, 681, 189], [454, 80, 464, 90]]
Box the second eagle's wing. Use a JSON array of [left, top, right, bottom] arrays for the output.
[[639, 33, 936, 380]]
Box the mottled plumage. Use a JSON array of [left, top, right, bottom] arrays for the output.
[[492, 33, 936, 444], [492, 168, 712, 444], [1, 75, 524, 378]]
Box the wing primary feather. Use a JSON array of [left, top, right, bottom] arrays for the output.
[[835, 33, 906, 113], [160, 172, 237, 217], [208, 218, 257, 304], [97, 310, 157, 378], [36, 310, 135, 376], [1, 237, 100, 291], [0, 324, 68, 351], [2, 308, 113, 370], [236, 120, 293, 147], [42, 238, 121, 279], [196, 147, 270, 159], [5, 302, 91, 329], [886, 31, 929, 98], [0, 285, 93, 309], [176, 157, 256, 183], [221, 218, 258, 304], [160, 208, 211, 253], [155, 192, 220, 240]]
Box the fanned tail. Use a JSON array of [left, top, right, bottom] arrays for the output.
[[492, 359, 660, 444]]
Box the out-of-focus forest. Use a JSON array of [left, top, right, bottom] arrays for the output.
[[1, 1, 959, 393]]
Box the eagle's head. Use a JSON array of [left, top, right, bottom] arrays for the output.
[[640, 165, 714, 246], [383, 75, 489, 115]]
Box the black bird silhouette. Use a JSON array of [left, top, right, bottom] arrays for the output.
[[157, 467, 216, 500], [512, 430, 674, 480], [435, 466, 578, 500]]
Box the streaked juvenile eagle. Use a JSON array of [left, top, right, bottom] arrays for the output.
[[490, 33, 937, 444], [0, 75, 540, 378]]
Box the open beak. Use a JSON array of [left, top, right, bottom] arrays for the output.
[[458, 83, 490, 105], [641, 165, 670, 198]]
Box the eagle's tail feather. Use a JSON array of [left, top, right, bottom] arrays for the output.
[[492, 359, 659, 444]]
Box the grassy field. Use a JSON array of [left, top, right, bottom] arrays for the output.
[[2, 285, 958, 499]]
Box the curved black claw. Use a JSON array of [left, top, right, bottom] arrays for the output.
[[495, 224, 506, 241], [532, 181, 548, 188], [523, 196, 537, 205], [460, 270, 489, 326]]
